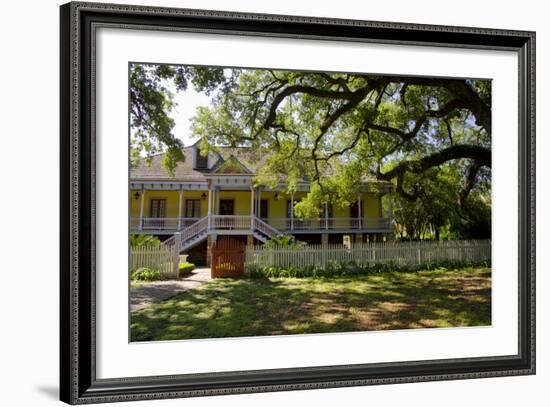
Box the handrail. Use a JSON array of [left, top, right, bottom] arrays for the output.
[[163, 216, 208, 248], [253, 216, 281, 238], [181, 216, 209, 242]]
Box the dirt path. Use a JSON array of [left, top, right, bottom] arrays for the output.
[[130, 268, 211, 312]]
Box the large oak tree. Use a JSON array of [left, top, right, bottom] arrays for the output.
[[130, 64, 491, 238]]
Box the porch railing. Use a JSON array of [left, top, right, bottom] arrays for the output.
[[130, 217, 199, 231], [130, 215, 393, 233], [265, 217, 392, 232], [211, 215, 252, 230]]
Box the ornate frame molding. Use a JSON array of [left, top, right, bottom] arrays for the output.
[[60, 2, 535, 404]]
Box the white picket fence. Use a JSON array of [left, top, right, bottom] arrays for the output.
[[130, 245, 175, 277], [245, 240, 491, 268]]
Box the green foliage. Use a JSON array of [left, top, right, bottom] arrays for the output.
[[132, 65, 492, 238], [391, 164, 491, 240], [130, 267, 165, 282], [130, 63, 228, 173], [130, 64, 183, 173], [450, 192, 491, 239], [264, 235, 306, 249], [245, 259, 490, 279], [129, 234, 161, 248], [188, 68, 491, 233], [178, 262, 195, 277]]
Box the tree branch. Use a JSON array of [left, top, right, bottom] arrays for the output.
[[459, 160, 482, 207], [377, 144, 491, 185], [365, 99, 464, 142], [262, 85, 357, 130]]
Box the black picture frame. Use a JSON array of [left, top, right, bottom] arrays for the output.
[[60, 1, 536, 404]]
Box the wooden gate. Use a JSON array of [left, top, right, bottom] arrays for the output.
[[211, 237, 245, 278]]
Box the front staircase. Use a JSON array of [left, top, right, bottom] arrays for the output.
[[253, 216, 282, 242], [162, 216, 209, 252], [162, 215, 282, 254]]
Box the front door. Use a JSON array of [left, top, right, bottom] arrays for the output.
[[219, 199, 234, 215]]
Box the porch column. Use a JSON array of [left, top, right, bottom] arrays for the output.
[[254, 187, 260, 216], [177, 188, 183, 230], [258, 187, 262, 217], [207, 182, 212, 231], [250, 184, 255, 230], [290, 192, 294, 231], [214, 187, 219, 215], [138, 186, 145, 231], [387, 193, 393, 222], [358, 194, 362, 230]]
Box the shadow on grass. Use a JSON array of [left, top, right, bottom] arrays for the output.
[[130, 268, 491, 342]]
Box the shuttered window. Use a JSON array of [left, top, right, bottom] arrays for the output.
[[149, 199, 166, 218], [185, 199, 201, 218], [196, 148, 208, 169]]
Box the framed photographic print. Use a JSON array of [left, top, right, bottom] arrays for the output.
[[60, 1, 536, 404]]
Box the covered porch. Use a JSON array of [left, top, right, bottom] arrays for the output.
[[130, 176, 393, 236]]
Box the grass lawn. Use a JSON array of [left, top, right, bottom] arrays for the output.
[[130, 267, 491, 342]]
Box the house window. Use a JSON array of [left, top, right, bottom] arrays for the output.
[[196, 148, 208, 169], [259, 199, 268, 219], [219, 199, 235, 216], [149, 199, 166, 218], [350, 201, 363, 218], [185, 199, 201, 218]]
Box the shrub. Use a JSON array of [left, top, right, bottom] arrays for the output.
[[130, 233, 161, 248], [178, 262, 195, 278], [130, 267, 164, 282], [264, 235, 306, 249], [245, 259, 490, 279]]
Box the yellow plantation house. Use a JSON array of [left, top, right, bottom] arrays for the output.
[[130, 143, 393, 265]]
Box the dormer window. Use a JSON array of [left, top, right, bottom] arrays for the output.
[[196, 148, 208, 169]]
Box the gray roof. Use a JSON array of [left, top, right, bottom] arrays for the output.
[[130, 146, 383, 185], [131, 147, 205, 180], [130, 146, 270, 180]]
